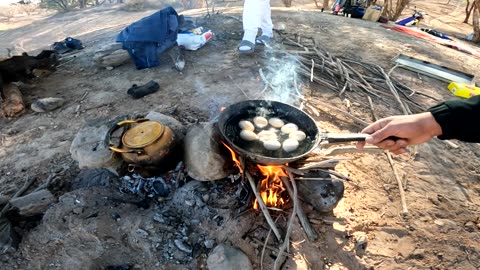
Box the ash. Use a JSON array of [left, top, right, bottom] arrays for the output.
[[120, 174, 170, 198]]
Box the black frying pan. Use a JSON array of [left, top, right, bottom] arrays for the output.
[[218, 100, 367, 165]]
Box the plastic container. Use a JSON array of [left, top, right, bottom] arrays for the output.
[[448, 82, 480, 98]]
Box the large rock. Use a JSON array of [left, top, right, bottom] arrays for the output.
[[184, 122, 231, 181], [70, 123, 122, 174], [207, 244, 253, 270], [297, 170, 344, 213], [93, 43, 130, 68], [145, 111, 186, 140]]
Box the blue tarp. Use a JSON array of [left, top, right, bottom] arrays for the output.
[[116, 7, 179, 69]]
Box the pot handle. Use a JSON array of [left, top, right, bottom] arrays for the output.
[[104, 118, 149, 153]]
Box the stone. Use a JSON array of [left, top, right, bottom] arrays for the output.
[[207, 244, 253, 270], [204, 239, 215, 249], [9, 189, 55, 217], [409, 248, 425, 260], [465, 221, 476, 232], [353, 232, 368, 257], [145, 111, 186, 141], [31, 97, 65, 113], [69, 123, 122, 174], [184, 122, 232, 181], [135, 229, 149, 238], [297, 176, 344, 213], [71, 168, 116, 190]]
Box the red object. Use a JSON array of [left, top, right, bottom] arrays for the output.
[[334, 4, 341, 13], [382, 25, 480, 59]]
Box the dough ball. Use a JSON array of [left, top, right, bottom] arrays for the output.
[[253, 116, 268, 129], [240, 130, 258, 141], [289, 130, 307, 141], [263, 139, 281, 151], [281, 123, 299, 134], [258, 130, 277, 142], [282, 138, 299, 152], [268, 118, 285, 128], [238, 120, 255, 131]]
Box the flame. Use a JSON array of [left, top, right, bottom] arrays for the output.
[[222, 142, 242, 173], [253, 165, 288, 210], [222, 142, 288, 210]]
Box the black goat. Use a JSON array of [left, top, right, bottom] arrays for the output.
[[0, 50, 58, 97]]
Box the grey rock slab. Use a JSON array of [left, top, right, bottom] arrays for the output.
[[69, 123, 122, 174], [207, 244, 253, 270], [184, 122, 232, 181]]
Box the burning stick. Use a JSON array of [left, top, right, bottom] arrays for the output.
[[274, 171, 298, 270], [245, 170, 282, 241], [280, 174, 318, 242]]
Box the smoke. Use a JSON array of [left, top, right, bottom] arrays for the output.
[[260, 54, 304, 105]]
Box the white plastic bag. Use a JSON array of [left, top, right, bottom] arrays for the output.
[[177, 30, 213, 51]]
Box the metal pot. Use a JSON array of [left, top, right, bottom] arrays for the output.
[[106, 119, 176, 168], [218, 100, 366, 165]]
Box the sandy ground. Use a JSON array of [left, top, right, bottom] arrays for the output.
[[0, 0, 479, 269]]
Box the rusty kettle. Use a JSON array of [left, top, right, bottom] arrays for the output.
[[106, 119, 176, 168]]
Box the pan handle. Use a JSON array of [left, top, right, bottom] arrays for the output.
[[323, 133, 368, 143], [323, 133, 401, 144]]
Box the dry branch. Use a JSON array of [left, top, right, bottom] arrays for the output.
[[274, 172, 299, 270], [245, 170, 282, 241], [281, 175, 318, 241]]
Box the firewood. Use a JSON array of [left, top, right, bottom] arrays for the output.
[[1, 83, 25, 118]]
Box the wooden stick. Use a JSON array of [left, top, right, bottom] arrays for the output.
[[245, 170, 282, 241], [322, 145, 384, 156], [310, 59, 314, 82], [274, 172, 298, 270], [0, 177, 35, 217], [298, 158, 351, 170], [281, 175, 318, 241], [386, 153, 408, 217]]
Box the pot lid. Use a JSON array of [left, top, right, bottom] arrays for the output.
[[122, 121, 165, 148]]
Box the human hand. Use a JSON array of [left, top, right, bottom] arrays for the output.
[[356, 112, 443, 154]]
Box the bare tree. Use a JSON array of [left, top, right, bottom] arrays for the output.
[[382, 0, 410, 21], [473, 0, 480, 42], [464, 0, 475, 23]]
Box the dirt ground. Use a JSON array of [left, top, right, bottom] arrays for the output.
[[0, 0, 480, 269]]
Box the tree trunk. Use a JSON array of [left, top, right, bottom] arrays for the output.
[[322, 0, 329, 9], [473, 0, 480, 43], [464, 0, 475, 24]]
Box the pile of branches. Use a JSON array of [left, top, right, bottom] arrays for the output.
[[272, 35, 440, 116]]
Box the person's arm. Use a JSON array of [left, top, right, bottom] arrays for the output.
[[428, 95, 480, 142]]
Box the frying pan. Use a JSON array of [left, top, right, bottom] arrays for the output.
[[218, 100, 367, 165]]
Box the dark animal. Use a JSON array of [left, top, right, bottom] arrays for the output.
[[0, 50, 58, 97]]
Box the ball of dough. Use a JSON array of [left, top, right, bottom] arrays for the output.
[[240, 130, 258, 141], [281, 123, 299, 134], [268, 118, 285, 128], [238, 120, 255, 131], [282, 138, 299, 152], [263, 139, 281, 151], [257, 130, 277, 142], [289, 130, 307, 141], [253, 116, 268, 129]]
